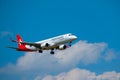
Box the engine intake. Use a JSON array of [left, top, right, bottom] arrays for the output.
[[45, 43, 49, 47], [41, 43, 49, 47], [57, 44, 67, 50]]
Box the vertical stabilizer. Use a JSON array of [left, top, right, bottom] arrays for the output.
[[16, 34, 25, 49]]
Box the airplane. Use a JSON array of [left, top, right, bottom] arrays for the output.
[[7, 33, 77, 54]]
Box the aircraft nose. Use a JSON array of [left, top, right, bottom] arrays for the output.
[[74, 36, 77, 40]]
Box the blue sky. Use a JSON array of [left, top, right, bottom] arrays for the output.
[[0, 0, 120, 80]]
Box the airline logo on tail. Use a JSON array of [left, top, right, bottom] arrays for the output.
[[16, 35, 25, 49]]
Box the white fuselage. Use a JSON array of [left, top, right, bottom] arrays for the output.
[[25, 33, 77, 50]]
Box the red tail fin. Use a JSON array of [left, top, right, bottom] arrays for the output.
[[16, 34, 25, 49]]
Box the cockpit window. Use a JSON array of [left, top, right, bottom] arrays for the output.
[[68, 33, 73, 36]]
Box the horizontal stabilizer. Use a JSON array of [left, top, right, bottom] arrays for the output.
[[7, 46, 19, 50], [10, 37, 17, 43]]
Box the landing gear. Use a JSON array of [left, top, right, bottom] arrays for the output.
[[50, 51, 54, 54], [69, 41, 72, 47], [50, 48, 54, 55], [39, 50, 43, 53], [38, 49, 55, 54]]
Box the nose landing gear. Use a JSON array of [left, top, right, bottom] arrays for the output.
[[69, 41, 72, 47]]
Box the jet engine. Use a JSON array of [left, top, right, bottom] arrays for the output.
[[57, 44, 67, 50], [41, 43, 49, 47]]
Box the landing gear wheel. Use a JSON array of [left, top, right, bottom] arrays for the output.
[[50, 51, 54, 54], [39, 50, 43, 53], [69, 41, 72, 47]]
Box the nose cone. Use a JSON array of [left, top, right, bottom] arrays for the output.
[[74, 35, 77, 40], [71, 35, 77, 40]]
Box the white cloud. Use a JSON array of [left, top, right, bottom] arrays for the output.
[[0, 41, 107, 72], [55, 41, 107, 65], [104, 49, 116, 61], [38, 68, 120, 80], [96, 71, 120, 80], [0, 40, 118, 80]]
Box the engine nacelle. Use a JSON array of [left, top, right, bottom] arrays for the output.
[[58, 44, 67, 50], [41, 43, 49, 47]]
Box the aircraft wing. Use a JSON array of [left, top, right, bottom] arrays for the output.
[[20, 42, 41, 48]]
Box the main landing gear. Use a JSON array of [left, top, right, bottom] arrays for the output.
[[38, 49, 55, 55], [50, 48, 54, 55], [39, 50, 43, 53]]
